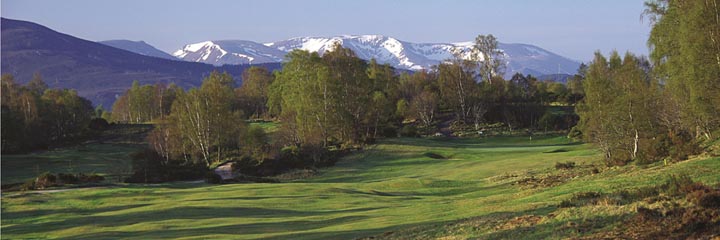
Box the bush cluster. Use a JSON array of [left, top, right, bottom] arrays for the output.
[[3, 172, 106, 191], [554, 161, 576, 170], [124, 149, 206, 183]]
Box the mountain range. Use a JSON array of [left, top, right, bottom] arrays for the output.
[[100, 40, 177, 60], [1, 17, 581, 108], [172, 35, 581, 78], [0, 18, 279, 108]]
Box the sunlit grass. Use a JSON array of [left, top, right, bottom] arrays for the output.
[[2, 135, 718, 239]]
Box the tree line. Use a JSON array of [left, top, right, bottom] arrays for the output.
[[575, 0, 719, 166], [1, 73, 96, 153], [110, 35, 586, 179]]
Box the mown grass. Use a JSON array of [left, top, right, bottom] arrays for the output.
[[2, 135, 718, 239]]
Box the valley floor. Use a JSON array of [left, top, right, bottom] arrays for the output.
[[1, 136, 718, 239]]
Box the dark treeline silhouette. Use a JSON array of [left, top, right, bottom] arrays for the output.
[[1, 73, 95, 153]]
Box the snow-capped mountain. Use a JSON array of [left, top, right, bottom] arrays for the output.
[[100, 40, 177, 60], [268, 35, 456, 71], [173, 40, 286, 65], [174, 35, 581, 77]]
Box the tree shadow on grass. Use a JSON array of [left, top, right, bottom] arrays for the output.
[[258, 222, 431, 240], [2, 205, 380, 236], [1, 203, 152, 220], [62, 215, 370, 239], [323, 181, 508, 200], [381, 137, 582, 150], [185, 195, 314, 202]]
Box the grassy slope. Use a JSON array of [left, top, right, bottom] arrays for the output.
[[2, 136, 718, 239]]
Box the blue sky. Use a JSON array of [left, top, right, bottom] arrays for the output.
[[1, 0, 651, 62]]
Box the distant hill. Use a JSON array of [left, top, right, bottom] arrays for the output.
[[100, 40, 177, 60], [0, 18, 280, 108]]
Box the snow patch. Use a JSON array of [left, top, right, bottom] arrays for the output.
[[186, 41, 214, 52]]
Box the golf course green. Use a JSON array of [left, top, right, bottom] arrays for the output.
[[2, 135, 718, 239]]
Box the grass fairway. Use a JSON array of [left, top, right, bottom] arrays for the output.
[[2, 136, 719, 239]]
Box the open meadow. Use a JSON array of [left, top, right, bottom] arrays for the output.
[[2, 135, 718, 239]]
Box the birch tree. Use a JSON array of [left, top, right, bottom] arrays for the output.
[[645, 0, 720, 139], [577, 52, 661, 165], [471, 34, 505, 84], [164, 71, 243, 167]]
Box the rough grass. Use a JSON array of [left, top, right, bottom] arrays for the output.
[[2, 135, 718, 239]]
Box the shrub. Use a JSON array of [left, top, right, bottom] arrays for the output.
[[618, 186, 659, 204], [88, 118, 110, 130], [126, 149, 164, 183], [636, 207, 662, 220], [559, 199, 575, 208], [399, 125, 418, 137], [19, 181, 35, 191], [34, 172, 58, 189], [57, 173, 80, 184], [567, 126, 582, 140], [78, 173, 105, 183], [204, 171, 223, 184], [696, 191, 720, 209], [125, 148, 207, 183], [538, 111, 559, 131], [606, 151, 631, 166], [662, 174, 700, 196], [635, 136, 670, 165], [555, 161, 576, 170], [3, 172, 105, 192], [668, 130, 701, 161], [379, 125, 398, 138], [686, 187, 720, 209], [242, 125, 270, 159], [559, 191, 605, 208]]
